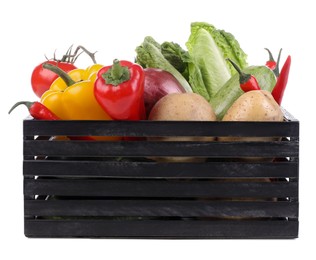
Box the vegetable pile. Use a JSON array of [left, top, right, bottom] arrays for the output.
[[9, 22, 291, 138]]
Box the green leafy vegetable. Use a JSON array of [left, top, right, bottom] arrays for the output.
[[135, 22, 249, 104], [160, 42, 189, 76], [135, 37, 193, 93], [190, 22, 248, 75], [160, 41, 210, 101], [186, 27, 231, 97]]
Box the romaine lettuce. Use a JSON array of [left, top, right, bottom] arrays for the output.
[[190, 22, 248, 75], [186, 27, 231, 97]]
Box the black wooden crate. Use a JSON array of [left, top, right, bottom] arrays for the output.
[[23, 110, 299, 238]]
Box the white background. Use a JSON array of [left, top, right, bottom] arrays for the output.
[[1, 0, 315, 259]]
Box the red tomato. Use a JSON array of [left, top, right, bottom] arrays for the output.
[[31, 60, 77, 98]]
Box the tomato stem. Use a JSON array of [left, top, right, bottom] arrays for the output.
[[72, 45, 97, 64], [61, 44, 75, 63], [52, 45, 97, 64]]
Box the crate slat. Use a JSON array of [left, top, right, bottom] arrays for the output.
[[23, 160, 299, 178], [24, 140, 299, 158], [23, 119, 299, 137], [24, 219, 299, 238], [24, 179, 298, 198], [25, 199, 298, 218]]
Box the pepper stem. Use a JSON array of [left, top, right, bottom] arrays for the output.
[[102, 59, 130, 86], [43, 63, 76, 86], [265, 48, 282, 77], [227, 58, 251, 84], [264, 48, 275, 62], [274, 48, 283, 77], [8, 101, 34, 114]]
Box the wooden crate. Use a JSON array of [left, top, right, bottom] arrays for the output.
[[23, 110, 299, 238]]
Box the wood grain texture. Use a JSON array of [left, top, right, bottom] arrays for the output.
[[23, 113, 299, 238]]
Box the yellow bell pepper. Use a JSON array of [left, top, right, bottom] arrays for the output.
[[41, 63, 108, 120], [41, 63, 120, 141]]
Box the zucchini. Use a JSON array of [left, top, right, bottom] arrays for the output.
[[211, 66, 276, 120]]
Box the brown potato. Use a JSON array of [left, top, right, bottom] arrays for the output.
[[149, 93, 217, 121], [148, 93, 217, 162], [218, 90, 283, 161], [222, 90, 283, 122]]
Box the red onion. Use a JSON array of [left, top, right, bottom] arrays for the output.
[[143, 68, 186, 116]]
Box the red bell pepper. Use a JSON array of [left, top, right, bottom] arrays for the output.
[[94, 59, 146, 120]]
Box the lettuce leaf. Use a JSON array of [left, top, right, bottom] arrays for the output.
[[160, 41, 210, 101], [186, 27, 231, 97], [190, 22, 248, 75], [135, 22, 248, 102], [135, 37, 193, 93], [160, 41, 189, 76]]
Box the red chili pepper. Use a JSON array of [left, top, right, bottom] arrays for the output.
[[9, 101, 60, 120], [265, 48, 282, 77], [228, 58, 260, 92], [271, 55, 291, 105], [94, 59, 146, 120], [9, 101, 94, 140]]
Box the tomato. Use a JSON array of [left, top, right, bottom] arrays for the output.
[[31, 60, 77, 98]]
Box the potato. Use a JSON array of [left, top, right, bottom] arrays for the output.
[[149, 92, 217, 121], [219, 90, 283, 161], [148, 93, 217, 162], [222, 90, 283, 122]]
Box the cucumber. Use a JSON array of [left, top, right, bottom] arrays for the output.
[[210, 66, 276, 120]]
